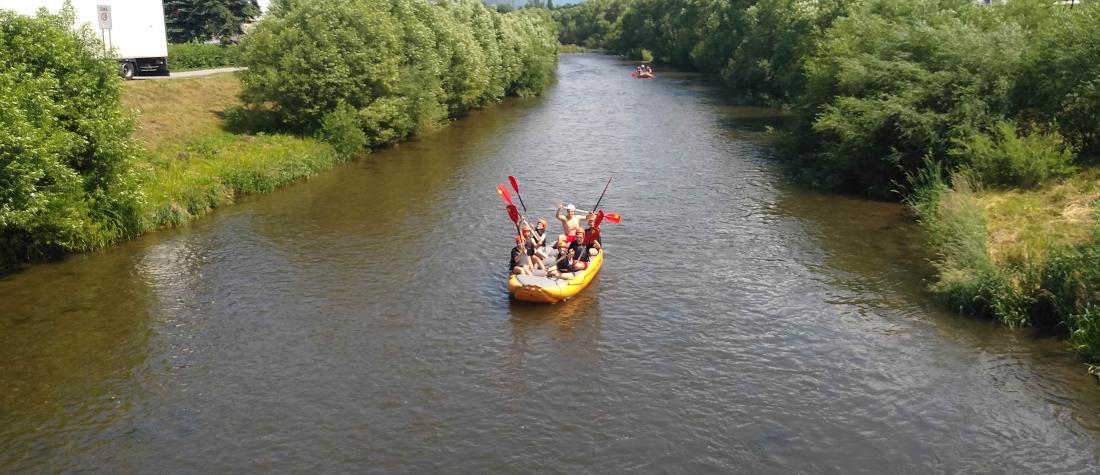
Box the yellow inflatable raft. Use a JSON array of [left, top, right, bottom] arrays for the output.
[[508, 249, 603, 303]]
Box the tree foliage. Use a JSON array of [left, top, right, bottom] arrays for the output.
[[0, 6, 141, 267], [164, 0, 261, 43], [238, 0, 558, 149]]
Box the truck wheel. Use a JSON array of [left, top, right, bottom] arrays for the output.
[[121, 62, 135, 80]]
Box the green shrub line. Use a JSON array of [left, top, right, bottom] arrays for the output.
[[554, 0, 1100, 367], [168, 43, 240, 71], [238, 0, 559, 142], [1, 0, 559, 271]]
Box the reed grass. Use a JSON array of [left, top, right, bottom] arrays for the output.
[[911, 163, 1100, 365]]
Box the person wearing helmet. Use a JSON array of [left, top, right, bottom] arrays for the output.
[[521, 224, 547, 261], [583, 212, 602, 248], [547, 238, 576, 280], [532, 218, 549, 247], [568, 228, 600, 271], [511, 235, 533, 275]]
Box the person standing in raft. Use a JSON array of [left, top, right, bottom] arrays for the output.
[[583, 212, 602, 247], [555, 203, 582, 243]]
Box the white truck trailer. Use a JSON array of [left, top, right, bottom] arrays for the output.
[[0, 0, 169, 79]]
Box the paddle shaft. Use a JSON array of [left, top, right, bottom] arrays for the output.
[[591, 177, 612, 213]]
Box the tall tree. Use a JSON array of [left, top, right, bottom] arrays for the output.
[[164, 0, 260, 43]]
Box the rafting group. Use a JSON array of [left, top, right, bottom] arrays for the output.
[[497, 177, 620, 303], [632, 64, 654, 79], [510, 204, 602, 280]]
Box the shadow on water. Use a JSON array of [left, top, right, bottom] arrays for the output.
[[0, 249, 156, 472]]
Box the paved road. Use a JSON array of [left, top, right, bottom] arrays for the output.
[[136, 66, 245, 80]]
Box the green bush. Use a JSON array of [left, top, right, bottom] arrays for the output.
[[624, 47, 652, 62], [168, 43, 240, 70], [950, 121, 1075, 188], [0, 6, 141, 269], [238, 0, 557, 147], [318, 103, 367, 159]]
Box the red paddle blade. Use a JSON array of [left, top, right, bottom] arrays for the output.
[[496, 184, 513, 205], [604, 213, 622, 224], [508, 175, 520, 193], [506, 204, 520, 224]]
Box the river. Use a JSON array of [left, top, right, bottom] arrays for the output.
[[3, 53, 1100, 473]]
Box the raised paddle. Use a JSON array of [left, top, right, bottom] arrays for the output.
[[496, 184, 514, 206], [508, 176, 528, 215], [591, 177, 612, 213], [506, 204, 522, 234]]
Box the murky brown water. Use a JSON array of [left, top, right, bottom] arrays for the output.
[[3, 54, 1100, 473]]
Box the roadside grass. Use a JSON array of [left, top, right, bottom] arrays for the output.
[[122, 74, 242, 151], [122, 74, 338, 229]]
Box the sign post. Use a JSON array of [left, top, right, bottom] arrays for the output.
[[97, 5, 112, 50]]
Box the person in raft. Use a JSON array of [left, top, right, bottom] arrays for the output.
[[521, 224, 547, 260], [568, 228, 600, 271], [547, 238, 577, 280], [511, 236, 534, 275], [532, 218, 549, 248], [583, 212, 602, 247], [555, 203, 583, 243]]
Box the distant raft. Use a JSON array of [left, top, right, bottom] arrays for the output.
[[508, 248, 604, 303], [631, 71, 654, 79]]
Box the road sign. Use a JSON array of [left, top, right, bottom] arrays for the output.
[[97, 5, 112, 30]]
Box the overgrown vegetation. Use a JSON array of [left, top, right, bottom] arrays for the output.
[[168, 43, 240, 70], [554, 0, 1100, 364]]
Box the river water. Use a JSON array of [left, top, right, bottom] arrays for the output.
[[3, 54, 1100, 473]]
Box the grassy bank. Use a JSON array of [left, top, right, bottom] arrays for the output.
[[123, 74, 339, 229], [911, 167, 1100, 371]]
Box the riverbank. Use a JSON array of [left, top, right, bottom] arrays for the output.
[[910, 166, 1100, 371], [122, 74, 340, 229]]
